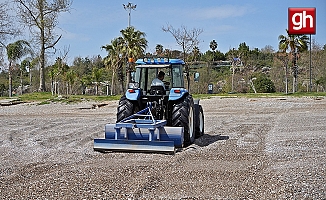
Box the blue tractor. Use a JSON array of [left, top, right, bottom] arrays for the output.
[[94, 58, 204, 154]]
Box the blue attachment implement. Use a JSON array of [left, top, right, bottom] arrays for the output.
[[94, 104, 184, 154]]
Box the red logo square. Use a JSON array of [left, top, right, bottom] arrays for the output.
[[288, 8, 316, 35]]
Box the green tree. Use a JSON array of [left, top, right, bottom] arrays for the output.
[[252, 74, 276, 93], [48, 57, 69, 95], [92, 67, 103, 95], [5, 40, 32, 97], [209, 40, 218, 51], [278, 29, 309, 92], [192, 46, 200, 62], [102, 37, 125, 95], [155, 44, 163, 57], [238, 42, 249, 66], [15, 0, 72, 92], [209, 40, 218, 61], [120, 26, 148, 88], [65, 69, 77, 95], [20, 59, 30, 95]]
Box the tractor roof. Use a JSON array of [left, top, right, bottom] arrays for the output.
[[135, 58, 185, 65]]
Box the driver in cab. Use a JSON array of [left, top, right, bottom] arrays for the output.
[[151, 71, 166, 90]]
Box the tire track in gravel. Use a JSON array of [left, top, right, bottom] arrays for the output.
[[1, 98, 326, 199]]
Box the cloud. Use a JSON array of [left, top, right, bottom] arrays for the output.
[[193, 5, 253, 20], [214, 25, 235, 32], [56, 28, 90, 42]]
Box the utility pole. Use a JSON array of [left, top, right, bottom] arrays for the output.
[[123, 2, 137, 27]]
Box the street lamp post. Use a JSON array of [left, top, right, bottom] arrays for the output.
[[123, 2, 137, 27], [122, 2, 137, 89]]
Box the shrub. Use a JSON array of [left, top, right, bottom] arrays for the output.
[[253, 74, 276, 93]]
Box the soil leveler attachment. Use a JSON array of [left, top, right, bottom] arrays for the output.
[[94, 104, 184, 154]]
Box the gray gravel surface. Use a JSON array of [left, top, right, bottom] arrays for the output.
[[0, 97, 325, 199]]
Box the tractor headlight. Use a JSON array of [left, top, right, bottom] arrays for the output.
[[128, 82, 139, 89]]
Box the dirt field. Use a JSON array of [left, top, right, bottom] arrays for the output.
[[0, 96, 325, 199]]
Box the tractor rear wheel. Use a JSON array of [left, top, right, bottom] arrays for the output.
[[172, 95, 195, 146], [117, 95, 138, 122]]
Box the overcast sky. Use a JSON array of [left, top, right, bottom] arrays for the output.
[[53, 0, 326, 64]]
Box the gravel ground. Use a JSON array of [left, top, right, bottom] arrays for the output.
[[0, 96, 325, 199]]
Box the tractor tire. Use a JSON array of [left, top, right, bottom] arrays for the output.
[[116, 95, 138, 122], [172, 95, 195, 146], [194, 104, 204, 138]]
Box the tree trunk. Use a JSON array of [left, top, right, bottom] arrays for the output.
[[51, 77, 54, 96], [125, 62, 131, 90], [285, 61, 288, 94], [292, 51, 297, 93], [66, 82, 69, 95], [20, 70, 23, 95], [231, 64, 235, 92], [29, 67, 32, 86], [293, 77, 295, 93], [39, 3, 46, 92], [39, 39, 46, 92], [111, 69, 116, 96], [8, 62, 12, 97]]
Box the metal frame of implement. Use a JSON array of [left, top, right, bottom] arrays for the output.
[[93, 105, 184, 154]]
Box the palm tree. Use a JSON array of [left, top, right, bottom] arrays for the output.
[[65, 69, 77, 95], [120, 27, 147, 59], [155, 44, 163, 57], [50, 57, 69, 95], [102, 37, 125, 95], [29, 57, 39, 87], [279, 29, 309, 92], [92, 67, 103, 95], [120, 27, 148, 88], [5, 40, 32, 97], [210, 40, 218, 51], [192, 46, 200, 62], [20, 59, 30, 95], [209, 40, 218, 61], [48, 67, 56, 95]]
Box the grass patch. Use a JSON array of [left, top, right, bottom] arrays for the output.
[[193, 92, 326, 99], [15, 92, 122, 104], [18, 92, 53, 102], [2, 92, 325, 104]]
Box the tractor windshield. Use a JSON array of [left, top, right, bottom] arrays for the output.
[[134, 64, 184, 92]]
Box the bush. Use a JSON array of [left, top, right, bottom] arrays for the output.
[[253, 75, 276, 93]]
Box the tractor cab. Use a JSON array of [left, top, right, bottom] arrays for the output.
[[133, 58, 185, 93], [127, 58, 187, 112]]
